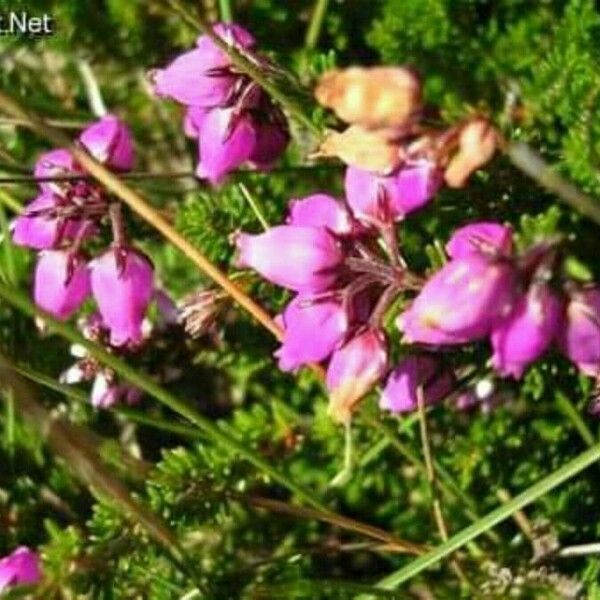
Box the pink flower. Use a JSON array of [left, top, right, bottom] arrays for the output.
[[154, 23, 255, 108], [326, 328, 388, 423], [249, 117, 290, 169], [491, 284, 562, 378], [34, 148, 77, 192], [557, 287, 600, 376], [380, 355, 455, 414], [90, 248, 154, 346], [33, 250, 90, 320], [398, 254, 516, 345], [275, 295, 349, 371], [79, 114, 134, 171], [235, 225, 344, 293], [0, 547, 41, 592], [287, 193, 355, 237], [344, 160, 441, 225], [91, 373, 142, 408], [446, 222, 513, 259]]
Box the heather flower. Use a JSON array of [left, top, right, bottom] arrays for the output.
[[91, 372, 142, 408], [380, 355, 454, 414], [153, 23, 256, 108], [0, 547, 40, 592], [344, 161, 441, 225], [398, 254, 516, 345], [235, 225, 344, 293], [90, 247, 154, 346], [275, 295, 349, 371], [557, 287, 600, 376], [491, 283, 562, 378], [34, 148, 77, 191], [33, 250, 90, 320], [446, 222, 513, 259], [326, 328, 388, 423], [78, 114, 134, 171], [287, 193, 355, 236]]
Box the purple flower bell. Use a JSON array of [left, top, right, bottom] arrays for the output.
[[0, 547, 41, 592], [235, 225, 344, 293], [287, 193, 355, 237], [490, 283, 562, 379], [33, 250, 91, 320], [446, 222, 513, 259], [275, 295, 349, 371], [326, 328, 388, 423], [557, 287, 600, 376], [79, 114, 134, 171], [380, 355, 455, 414], [344, 160, 441, 226], [90, 247, 154, 346], [398, 254, 516, 345]]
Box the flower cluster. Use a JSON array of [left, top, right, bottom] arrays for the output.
[[235, 159, 454, 423], [0, 547, 40, 593], [11, 116, 157, 348], [153, 22, 289, 184]]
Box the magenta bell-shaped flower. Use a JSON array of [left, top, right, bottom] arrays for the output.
[[326, 328, 388, 423], [344, 160, 441, 225], [153, 23, 256, 108], [78, 114, 134, 171], [287, 193, 355, 237], [0, 547, 41, 592], [275, 295, 349, 371], [398, 254, 516, 345], [236, 225, 344, 293], [380, 355, 455, 414], [90, 247, 154, 346], [557, 287, 600, 376], [491, 283, 562, 379], [446, 221, 513, 259], [34, 148, 77, 191], [33, 250, 90, 320]]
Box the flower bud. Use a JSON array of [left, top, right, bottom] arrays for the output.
[[235, 225, 344, 293], [380, 355, 454, 414], [0, 547, 40, 592], [444, 119, 498, 188], [315, 67, 422, 129], [344, 160, 441, 225], [491, 284, 562, 378], [557, 287, 600, 376], [326, 328, 388, 423], [33, 250, 90, 320], [398, 254, 516, 345], [275, 295, 349, 371], [318, 125, 404, 173], [446, 222, 513, 259], [287, 193, 354, 236], [79, 115, 134, 171], [90, 248, 154, 346]]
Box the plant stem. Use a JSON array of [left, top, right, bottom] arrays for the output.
[[0, 281, 331, 512], [361, 440, 600, 595], [555, 390, 595, 447], [0, 90, 284, 341], [218, 0, 233, 22], [305, 0, 330, 49], [505, 142, 600, 228], [238, 182, 269, 230]]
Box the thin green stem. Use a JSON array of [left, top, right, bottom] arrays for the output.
[[218, 0, 233, 22], [0, 189, 23, 212], [0, 281, 330, 512], [238, 183, 269, 230], [305, 0, 330, 49], [555, 390, 595, 447], [360, 440, 600, 596]]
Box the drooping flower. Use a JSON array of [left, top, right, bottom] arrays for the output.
[[79, 114, 134, 171], [90, 248, 154, 346], [490, 283, 562, 378], [344, 161, 441, 225], [12, 193, 68, 250], [380, 355, 454, 414], [398, 254, 516, 345], [275, 295, 349, 371], [557, 287, 600, 376], [287, 193, 355, 236], [446, 222, 513, 259], [0, 547, 41, 593], [153, 23, 256, 108], [326, 328, 388, 423], [33, 250, 90, 320], [91, 372, 142, 408], [235, 225, 344, 293]]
